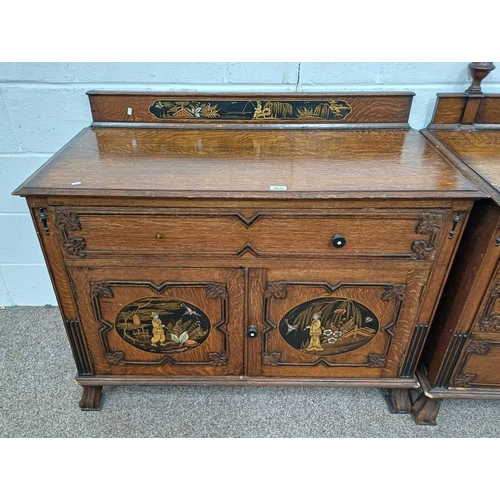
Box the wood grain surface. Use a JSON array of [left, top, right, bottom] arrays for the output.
[[13, 128, 481, 199]]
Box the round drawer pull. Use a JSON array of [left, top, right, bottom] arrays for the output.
[[156, 233, 163, 239], [332, 234, 346, 248]]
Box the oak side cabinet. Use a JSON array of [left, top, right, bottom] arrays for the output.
[[13, 91, 483, 411], [415, 62, 500, 424]]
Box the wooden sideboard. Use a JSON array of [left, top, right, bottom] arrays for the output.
[[415, 62, 500, 424], [13, 91, 483, 411]]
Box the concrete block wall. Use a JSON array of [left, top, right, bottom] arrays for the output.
[[1, 62, 499, 305]]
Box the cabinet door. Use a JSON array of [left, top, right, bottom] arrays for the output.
[[247, 264, 430, 379], [67, 266, 244, 376]]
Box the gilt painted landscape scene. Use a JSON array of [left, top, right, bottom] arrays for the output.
[[279, 297, 379, 356], [114, 297, 211, 354]]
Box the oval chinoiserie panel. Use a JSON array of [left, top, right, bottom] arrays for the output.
[[279, 297, 379, 356], [115, 297, 211, 354]]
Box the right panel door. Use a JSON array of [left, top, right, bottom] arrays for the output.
[[247, 263, 430, 379]]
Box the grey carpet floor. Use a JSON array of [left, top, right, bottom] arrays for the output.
[[1, 306, 499, 438]]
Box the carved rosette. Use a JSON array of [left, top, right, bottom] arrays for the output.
[[466, 340, 491, 355], [91, 281, 114, 298], [106, 351, 125, 365], [208, 352, 228, 366], [262, 351, 282, 366], [381, 284, 406, 302], [416, 213, 443, 236], [264, 282, 288, 299], [367, 353, 387, 367], [454, 373, 476, 387], [56, 211, 82, 231], [206, 282, 228, 299], [63, 237, 86, 257], [410, 240, 435, 260]]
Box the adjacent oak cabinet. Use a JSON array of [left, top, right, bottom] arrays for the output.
[[13, 91, 483, 411], [415, 62, 500, 424]]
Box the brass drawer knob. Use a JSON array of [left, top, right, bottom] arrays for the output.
[[332, 234, 346, 248], [156, 233, 163, 239]]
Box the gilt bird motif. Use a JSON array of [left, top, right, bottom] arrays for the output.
[[284, 318, 298, 334], [181, 303, 201, 318]]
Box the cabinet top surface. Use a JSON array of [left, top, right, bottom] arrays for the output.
[[13, 127, 481, 199], [433, 129, 500, 195]]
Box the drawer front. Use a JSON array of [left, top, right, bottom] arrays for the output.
[[53, 208, 450, 260], [451, 334, 500, 389], [66, 266, 245, 377], [247, 263, 431, 379]]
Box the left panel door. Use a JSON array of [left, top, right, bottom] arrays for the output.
[[67, 266, 245, 377]]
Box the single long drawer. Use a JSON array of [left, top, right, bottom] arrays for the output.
[[53, 208, 450, 260]]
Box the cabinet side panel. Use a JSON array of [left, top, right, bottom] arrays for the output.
[[423, 200, 500, 385], [25, 196, 93, 375]]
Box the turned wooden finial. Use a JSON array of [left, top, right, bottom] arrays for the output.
[[467, 62, 495, 94]]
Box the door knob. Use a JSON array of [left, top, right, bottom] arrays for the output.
[[247, 325, 258, 338]]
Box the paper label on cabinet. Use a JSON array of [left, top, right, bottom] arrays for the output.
[[270, 185, 287, 191]]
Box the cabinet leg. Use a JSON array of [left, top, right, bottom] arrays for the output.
[[79, 385, 103, 411], [411, 392, 442, 425], [385, 388, 412, 414]]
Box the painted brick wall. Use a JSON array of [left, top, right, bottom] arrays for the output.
[[1, 62, 499, 305]]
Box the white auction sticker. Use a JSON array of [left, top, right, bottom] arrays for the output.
[[270, 185, 287, 191]]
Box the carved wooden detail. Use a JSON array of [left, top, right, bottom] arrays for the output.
[[381, 284, 406, 302], [454, 373, 476, 387], [453, 340, 492, 387], [56, 211, 82, 232], [208, 352, 228, 366], [262, 351, 282, 366], [206, 282, 228, 299], [367, 353, 387, 368], [410, 240, 435, 260], [479, 282, 500, 332], [91, 280, 229, 367], [63, 237, 86, 257], [264, 282, 288, 299], [416, 212, 443, 237], [467, 340, 491, 355], [106, 351, 125, 365], [56, 210, 87, 257], [91, 281, 114, 298], [409, 212, 445, 260]]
